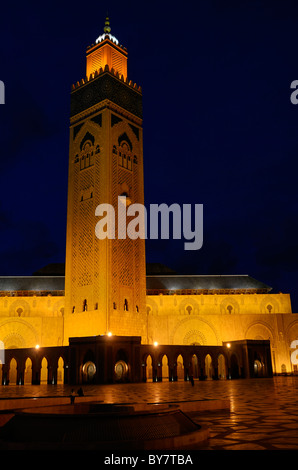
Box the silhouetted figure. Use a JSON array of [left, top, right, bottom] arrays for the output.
[[70, 389, 75, 404], [77, 387, 84, 396], [190, 376, 194, 386]]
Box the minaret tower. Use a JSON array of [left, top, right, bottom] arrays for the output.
[[64, 17, 146, 343]]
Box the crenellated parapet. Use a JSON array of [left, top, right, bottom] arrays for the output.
[[70, 65, 143, 120], [71, 63, 142, 94]]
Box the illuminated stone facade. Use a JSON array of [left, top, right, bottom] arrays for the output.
[[146, 289, 296, 375], [64, 19, 146, 342], [0, 19, 297, 379]]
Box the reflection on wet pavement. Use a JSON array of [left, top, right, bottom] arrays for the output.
[[1, 376, 298, 449]]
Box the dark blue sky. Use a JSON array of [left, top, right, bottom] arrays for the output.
[[0, 0, 298, 309]]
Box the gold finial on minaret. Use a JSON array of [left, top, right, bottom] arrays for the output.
[[86, 14, 127, 79], [104, 15, 111, 34]]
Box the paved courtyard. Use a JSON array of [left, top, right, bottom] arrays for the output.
[[1, 376, 298, 450]]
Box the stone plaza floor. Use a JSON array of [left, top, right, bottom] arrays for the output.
[[1, 376, 298, 450]]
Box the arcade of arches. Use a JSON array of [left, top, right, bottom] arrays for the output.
[[144, 352, 228, 381], [0, 337, 273, 385]]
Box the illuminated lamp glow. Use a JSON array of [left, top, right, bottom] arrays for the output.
[[153, 341, 158, 347], [95, 33, 119, 45], [107, 332, 112, 337], [226, 343, 231, 348], [35, 344, 40, 349]]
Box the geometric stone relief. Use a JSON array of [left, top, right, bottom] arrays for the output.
[[183, 329, 206, 345], [245, 321, 275, 346], [9, 300, 31, 317], [170, 316, 220, 346], [178, 298, 199, 315], [219, 297, 240, 314], [259, 296, 280, 314], [0, 319, 39, 349], [52, 299, 65, 317], [285, 320, 298, 346], [146, 298, 158, 315]]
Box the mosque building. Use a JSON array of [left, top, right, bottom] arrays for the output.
[[0, 18, 297, 385]]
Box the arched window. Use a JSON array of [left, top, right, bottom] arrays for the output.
[[177, 354, 184, 380], [186, 305, 193, 315], [79, 140, 97, 170], [117, 141, 133, 171], [205, 354, 213, 379], [40, 357, 48, 384], [57, 357, 64, 384], [227, 304, 233, 314], [192, 354, 199, 378], [161, 355, 168, 381], [9, 358, 17, 385], [218, 354, 226, 379], [146, 355, 153, 381], [24, 358, 32, 384]]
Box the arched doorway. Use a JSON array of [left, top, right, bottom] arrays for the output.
[[253, 353, 264, 377], [114, 360, 129, 382], [218, 354, 226, 379], [230, 354, 240, 379], [192, 354, 199, 379], [9, 358, 17, 385], [161, 355, 168, 381], [24, 357, 32, 384], [40, 357, 48, 384], [114, 349, 129, 382], [254, 360, 263, 377], [205, 354, 213, 379], [177, 354, 184, 380], [82, 361, 96, 383], [82, 349, 97, 384], [146, 355, 153, 381], [57, 357, 64, 384]]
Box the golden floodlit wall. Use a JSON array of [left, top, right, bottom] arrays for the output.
[[0, 295, 64, 348], [0, 290, 297, 374], [146, 292, 298, 374]]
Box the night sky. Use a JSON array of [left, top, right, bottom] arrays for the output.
[[0, 1, 298, 310]]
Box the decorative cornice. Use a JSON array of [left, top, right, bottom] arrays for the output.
[[86, 38, 128, 58], [71, 64, 141, 94], [69, 99, 143, 127], [70, 68, 142, 120]]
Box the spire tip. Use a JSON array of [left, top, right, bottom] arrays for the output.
[[104, 15, 111, 34]]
